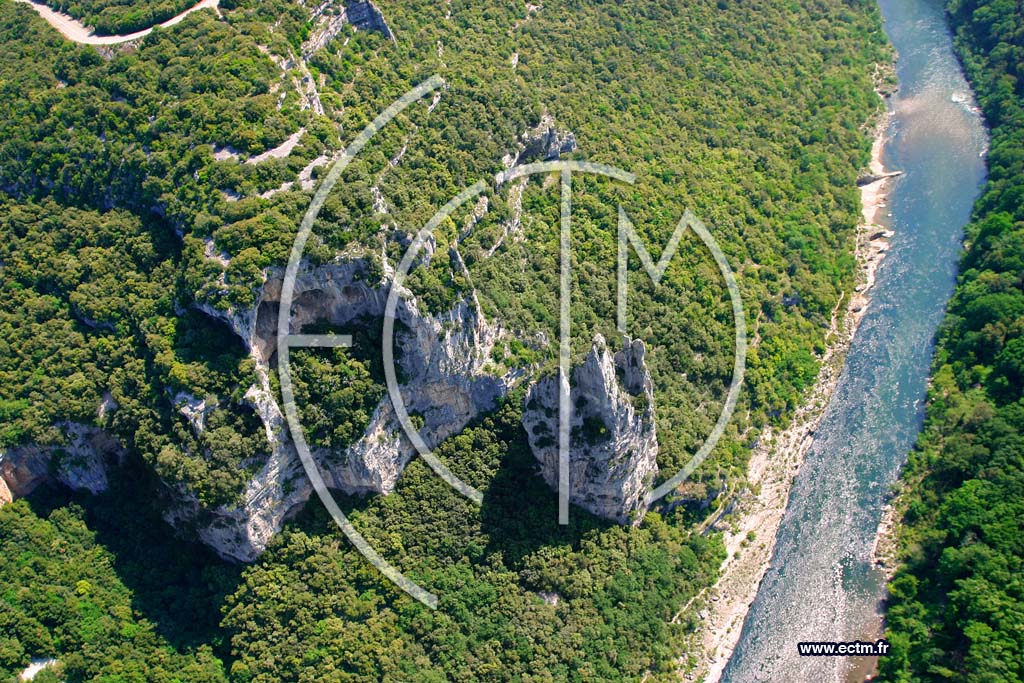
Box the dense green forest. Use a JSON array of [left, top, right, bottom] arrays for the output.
[[0, 460, 239, 682], [0, 0, 889, 516], [44, 0, 200, 36], [220, 401, 726, 682], [0, 0, 891, 679], [877, 1, 1024, 682]]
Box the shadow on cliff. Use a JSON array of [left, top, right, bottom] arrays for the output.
[[24, 454, 242, 657], [477, 413, 615, 568], [287, 395, 616, 575]]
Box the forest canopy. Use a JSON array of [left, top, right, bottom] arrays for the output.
[[0, 0, 893, 680]]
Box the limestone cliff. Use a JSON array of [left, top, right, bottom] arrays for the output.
[[0, 118, 655, 563], [0, 254, 525, 564], [303, 0, 394, 59], [186, 257, 518, 561], [522, 335, 658, 524], [0, 423, 123, 504], [1, 270, 657, 560], [503, 113, 578, 167]]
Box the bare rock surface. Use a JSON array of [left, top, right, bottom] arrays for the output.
[[186, 257, 517, 560], [302, 0, 394, 59], [0, 423, 123, 504], [522, 334, 658, 524], [505, 113, 577, 167]]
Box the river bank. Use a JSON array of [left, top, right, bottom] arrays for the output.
[[715, 0, 989, 673], [871, 478, 906, 582], [683, 103, 897, 683]]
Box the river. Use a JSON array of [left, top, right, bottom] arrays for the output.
[[719, 0, 988, 681]]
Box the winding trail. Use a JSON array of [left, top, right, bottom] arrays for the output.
[[14, 0, 220, 45]]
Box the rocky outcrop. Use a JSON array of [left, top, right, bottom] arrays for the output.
[[187, 257, 520, 561], [175, 391, 216, 434], [507, 113, 577, 166], [856, 170, 903, 186], [0, 423, 123, 504], [486, 115, 578, 257], [182, 368, 304, 562], [0, 476, 11, 506], [345, 1, 392, 37], [522, 335, 658, 524], [303, 0, 394, 59]]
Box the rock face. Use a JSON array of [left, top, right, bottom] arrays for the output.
[[189, 257, 518, 561], [175, 391, 215, 434], [522, 335, 658, 524], [303, 0, 394, 59], [0, 253, 519, 562], [0, 423, 123, 504], [521, 125, 576, 163], [345, 1, 392, 37], [505, 113, 577, 167], [1, 270, 659, 563]]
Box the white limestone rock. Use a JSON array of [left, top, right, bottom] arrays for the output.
[[182, 257, 520, 561], [522, 334, 658, 524], [0, 422, 123, 503]]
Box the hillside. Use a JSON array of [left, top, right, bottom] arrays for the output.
[[0, 0, 891, 680]]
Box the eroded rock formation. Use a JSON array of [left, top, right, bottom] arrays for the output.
[[303, 0, 394, 59], [504, 113, 577, 167], [522, 334, 658, 524], [0, 423, 123, 504], [187, 257, 518, 560], [1, 117, 661, 564]]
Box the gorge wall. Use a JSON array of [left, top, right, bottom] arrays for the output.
[[522, 334, 658, 524], [0, 116, 658, 562]]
